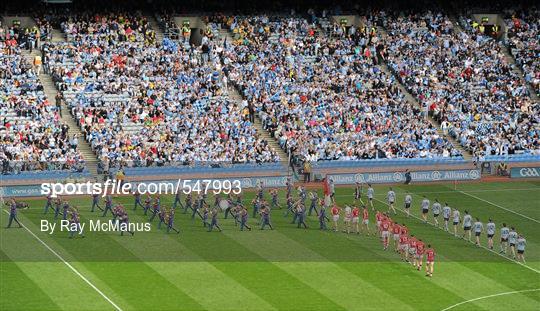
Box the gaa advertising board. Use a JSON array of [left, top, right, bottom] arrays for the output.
[[510, 167, 540, 179], [328, 169, 481, 185], [0, 175, 291, 198]]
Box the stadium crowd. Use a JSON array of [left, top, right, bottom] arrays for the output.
[[505, 9, 540, 97], [42, 12, 279, 171], [384, 11, 539, 158], [1, 28, 83, 174], [3, 8, 539, 174], [220, 15, 461, 161]]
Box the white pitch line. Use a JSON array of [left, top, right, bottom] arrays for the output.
[[372, 198, 540, 274], [459, 191, 540, 224], [2, 209, 123, 311], [440, 288, 540, 311]]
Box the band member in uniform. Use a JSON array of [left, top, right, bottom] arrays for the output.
[[260, 206, 273, 230], [173, 191, 183, 210], [308, 191, 319, 216], [102, 194, 113, 217], [183, 193, 192, 214], [298, 185, 307, 207], [91, 193, 104, 212], [133, 191, 143, 210], [270, 189, 280, 209], [53, 197, 62, 219], [90, 193, 103, 213], [167, 208, 180, 234], [142, 195, 151, 215], [201, 204, 210, 227], [240, 206, 252, 231], [68, 207, 85, 238], [44, 194, 53, 214], [284, 196, 294, 217], [149, 198, 161, 222], [318, 205, 328, 230], [119, 208, 135, 236], [252, 198, 261, 219], [62, 200, 70, 220], [296, 203, 307, 229], [207, 208, 222, 232], [6, 198, 22, 228]]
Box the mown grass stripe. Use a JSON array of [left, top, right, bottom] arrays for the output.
[[0, 256, 60, 311]]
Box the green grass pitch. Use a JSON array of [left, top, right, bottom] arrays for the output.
[[1, 181, 539, 310]]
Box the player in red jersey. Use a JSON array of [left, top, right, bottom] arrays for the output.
[[392, 222, 401, 252], [400, 223, 409, 236], [375, 211, 383, 236], [381, 218, 391, 250], [425, 245, 436, 277], [415, 239, 425, 271], [352, 206, 360, 234], [331, 204, 341, 232], [399, 233, 409, 261], [408, 235, 417, 264], [361, 206, 371, 235]]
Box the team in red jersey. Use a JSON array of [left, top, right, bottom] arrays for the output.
[[392, 222, 401, 251], [352, 206, 360, 234], [415, 239, 425, 271], [331, 204, 341, 232], [425, 245, 436, 277]]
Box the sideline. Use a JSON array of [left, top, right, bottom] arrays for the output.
[[440, 288, 540, 311], [2, 209, 124, 311], [372, 198, 540, 274], [459, 191, 540, 224]]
